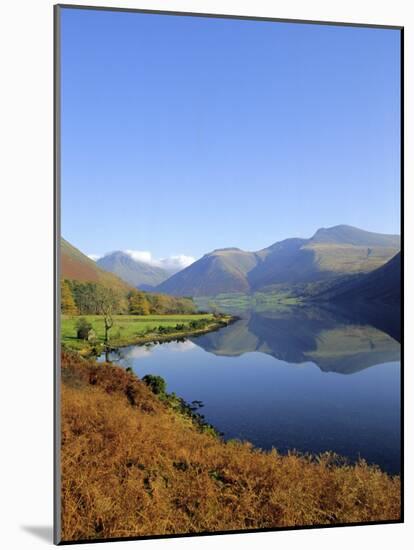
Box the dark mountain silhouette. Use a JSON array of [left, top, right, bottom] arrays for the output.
[[317, 252, 401, 305]]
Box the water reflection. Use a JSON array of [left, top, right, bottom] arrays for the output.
[[98, 305, 401, 473], [192, 306, 400, 374]]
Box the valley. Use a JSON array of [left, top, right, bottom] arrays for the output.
[[90, 225, 400, 307], [59, 224, 402, 540]]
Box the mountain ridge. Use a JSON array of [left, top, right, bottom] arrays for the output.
[[156, 225, 400, 297]]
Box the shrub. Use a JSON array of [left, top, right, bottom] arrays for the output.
[[158, 325, 176, 334], [76, 318, 93, 340], [189, 319, 209, 330], [142, 374, 167, 395]]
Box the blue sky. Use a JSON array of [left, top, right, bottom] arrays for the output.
[[60, 8, 401, 264]]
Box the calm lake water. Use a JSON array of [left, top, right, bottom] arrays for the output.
[[98, 306, 401, 474]]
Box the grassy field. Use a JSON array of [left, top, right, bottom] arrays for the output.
[[61, 313, 230, 353], [61, 351, 401, 542]]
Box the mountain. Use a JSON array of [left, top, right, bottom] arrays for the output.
[[156, 248, 258, 297], [61, 239, 197, 315], [250, 226, 400, 290], [317, 252, 401, 305], [310, 225, 400, 247], [156, 225, 400, 297], [61, 238, 132, 292], [97, 251, 169, 289]]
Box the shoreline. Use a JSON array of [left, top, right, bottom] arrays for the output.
[[61, 349, 401, 541], [63, 314, 238, 357], [62, 347, 401, 476]]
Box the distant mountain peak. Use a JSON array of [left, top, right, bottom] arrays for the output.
[[311, 225, 400, 247], [211, 247, 243, 254], [101, 250, 127, 260], [97, 250, 169, 289]]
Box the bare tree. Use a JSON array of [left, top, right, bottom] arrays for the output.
[[95, 287, 120, 344]]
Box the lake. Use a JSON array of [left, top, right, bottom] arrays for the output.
[[98, 305, 401, 474]]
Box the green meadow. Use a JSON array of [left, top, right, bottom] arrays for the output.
[[61, 313, 229, 353]]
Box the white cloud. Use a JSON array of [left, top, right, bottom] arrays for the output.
[[122, 340, 195, 360], [159, 254, 196, 272], [123, 250, 195, 273], [87, 254, 101, 261], [124, 250, 153, 264], [125, 346, 153, 360], [168, 341, 197, 353]]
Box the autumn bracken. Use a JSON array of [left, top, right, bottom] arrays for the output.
[[60, 351, 401, 542]]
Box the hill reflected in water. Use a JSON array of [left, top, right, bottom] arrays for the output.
[[191, 306, 400, 375]]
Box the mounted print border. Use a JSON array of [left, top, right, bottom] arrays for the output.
[[54, 4, 404, 545]]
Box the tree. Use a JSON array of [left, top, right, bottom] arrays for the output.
[[149, 294, 172, 314], [70, 281, 99, 314], [95, 286, 120, 344], [128, 290, 150, 315], [61, 279, 78, 315]]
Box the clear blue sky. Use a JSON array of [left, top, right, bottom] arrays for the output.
[[60, 7, 401, 261]]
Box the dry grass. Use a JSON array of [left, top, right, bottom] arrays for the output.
[[61, 351, 401, 542]]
